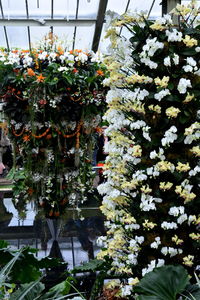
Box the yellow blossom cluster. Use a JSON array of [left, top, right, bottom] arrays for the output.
[[159, 182, 173, 191], [175, 185, 196, 203], [183, 255, 194, 267], [184, 122, 200, 135], [189, 233, 200, 240], [176, 162, 190, 172], [190, 146, 200, 156], [154, 76, 170, 88], [166, 106, 181, 118], [140, 185, 152, 194], [121, 179, 139, 190], [106, 61, 122, 72], [148, 104, 161, 114], [183, 93, 194, 103], [172, 235, 184, 245], [126, 74, 153, 85], [150, 22, 166, 31], [172, 4, 191, 16], [113, 13, 144, 27], [142, 219, 157, 230], [132, 145, 142, 157], [111, 132, 133, 146], [156, 161, 174, 172], [182, 35, 198, 47]]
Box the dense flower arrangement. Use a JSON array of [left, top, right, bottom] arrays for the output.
[[97, 1, 200, 297], [0, 34, 107, 217]]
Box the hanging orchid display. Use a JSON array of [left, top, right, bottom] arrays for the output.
[[0, 34, 108, 218]]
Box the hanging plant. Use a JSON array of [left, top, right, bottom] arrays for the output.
[[0, 34, 108, 218], [97, 1, 200, 297]]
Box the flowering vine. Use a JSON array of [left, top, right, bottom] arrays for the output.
[[97, 1, 200, 297]]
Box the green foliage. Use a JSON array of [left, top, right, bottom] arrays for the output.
[[134, 265, 200, 300], [0, 241, 66, 284], [72, 259, 105, 273]]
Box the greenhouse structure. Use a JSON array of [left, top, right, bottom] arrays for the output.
[[0, 0, 199, 299]]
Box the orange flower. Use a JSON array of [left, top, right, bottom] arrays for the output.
[[46, 134, 52, 140], [96, 70, 104, 76], [23, 135, 30, 142], [72, 68, 78, 73], [54, 211, 60, 217], [74, 49, 82, 53], [36, 74, 45, 82], [57, 46, 64, 55], [27, 68, 35, 76], [28, 188, 34, 195]]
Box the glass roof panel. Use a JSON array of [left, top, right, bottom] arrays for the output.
[[78, 0, 100, 19], [128, 0, 161, 18], [30, 26, 51, 48], [52, 26, 75, 50], [74, 24, 95, 50], [6, 26, 29, 49], [1, 0, 26, 19], [53, 0, 76, 19], [106, 0, 128, 15], [0, 26, 7, 48], [98, 23, 109, 53], [28, 0, 51, 19]]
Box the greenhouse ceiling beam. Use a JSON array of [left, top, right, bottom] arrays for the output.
[[0, 18, 95, 26], [92, 0, 108, 52]]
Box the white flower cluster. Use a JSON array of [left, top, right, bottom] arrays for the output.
[[177, 78, 192, 94], [140, 37, 164, 69], [154, 89, 170, 101], [166, 29, 182, 42], [142, 259, 165, 276], [183, 57, 197, 73], [161, 126, 178, 147], [161, 247, 183, 257]]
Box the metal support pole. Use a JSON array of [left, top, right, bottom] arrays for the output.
[[162, 0, 181, 15]]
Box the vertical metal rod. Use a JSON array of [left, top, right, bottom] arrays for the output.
[[25, 0, 31, 51], [3, 26, 9, 50], [51, 0, 53, 19], [0, 0, 9, 50], [119, 0, 130, 36], [72, 0, 79, 50], [147, 0, 156, 18], [71, 236, 75, 267], [35, 238, 38, 256]]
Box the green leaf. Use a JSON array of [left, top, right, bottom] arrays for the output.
[[134, 265, 189, 300], [0, 240, 9, 249], [72, 259, 104, 273], [181, 49, 197, 56], [0, 251, 21, 285], [182, 284, 200, 300], [63, 74, 73, 85], [10, 280, 44, 300]]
